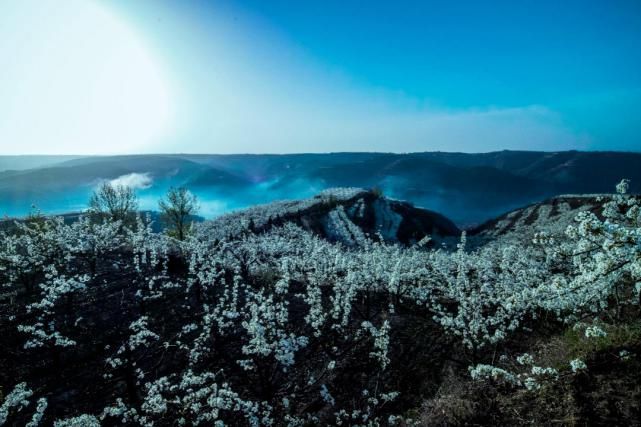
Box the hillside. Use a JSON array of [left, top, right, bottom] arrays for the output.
[[1, 151, 640, 224], [199, 188, 460, 247], [470, 194, 604, 245], [0, 184, 639, 425], [0, 156, 83, 173]]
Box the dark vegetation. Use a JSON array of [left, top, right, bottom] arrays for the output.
[[0, 182, 640, 425]]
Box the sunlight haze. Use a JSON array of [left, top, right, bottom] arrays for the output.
[[1, 0, 640, 153]]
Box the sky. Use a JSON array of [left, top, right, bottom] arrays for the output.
[[0, 0, 640, 154]]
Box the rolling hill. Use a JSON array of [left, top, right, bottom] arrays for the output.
[[1, 150, 639, 224]]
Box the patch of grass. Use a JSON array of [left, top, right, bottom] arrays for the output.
[[524, 318, 641, 376], [562, 320, 641, 360]]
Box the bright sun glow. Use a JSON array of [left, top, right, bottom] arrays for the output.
[[0, 0, 172, 155]]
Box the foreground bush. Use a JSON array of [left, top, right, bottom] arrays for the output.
[[0, 184, 639, 425]]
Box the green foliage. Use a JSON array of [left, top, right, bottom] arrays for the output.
[[562, 320, 641, 359]]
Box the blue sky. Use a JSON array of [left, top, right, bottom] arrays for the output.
[[1, 0, 640, 153]]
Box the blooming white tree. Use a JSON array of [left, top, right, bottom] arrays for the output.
[[1, 184, 638, 424]]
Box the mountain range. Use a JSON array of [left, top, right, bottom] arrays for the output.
[[0, 150, 639, 225]]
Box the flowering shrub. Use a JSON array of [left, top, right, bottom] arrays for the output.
[[0, 382, 32, 425], [0, 183, 638, 425]]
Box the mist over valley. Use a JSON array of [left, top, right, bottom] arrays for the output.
[[2, 150, 640, 226]]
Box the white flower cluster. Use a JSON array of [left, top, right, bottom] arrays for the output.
[[584, 325, 607, 338], [25, 398, 47, 427], [324, 205, 367, 246], [360, 320, 391, 370], [570, 358, 587, 373], [1, 182, 638, 424], [470, 354, 559, 392], [0, 382, 33, 425], [53, 414, 101, 426]]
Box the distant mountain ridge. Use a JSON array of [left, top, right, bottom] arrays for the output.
[[0, 155, 83, 172], [1, 151, 639, 224]]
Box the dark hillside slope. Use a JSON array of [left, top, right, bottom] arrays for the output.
[[1, 150, 640, 223], [469, 192, 641, 250], [200, 188, 460, 246]]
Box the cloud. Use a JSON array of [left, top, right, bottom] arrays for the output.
[[109, 173, 153, 189]]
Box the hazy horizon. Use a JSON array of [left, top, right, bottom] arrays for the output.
[[2, 147, 641, 158]]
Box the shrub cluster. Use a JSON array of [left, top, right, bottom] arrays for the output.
[[0, 182, 639, 425]]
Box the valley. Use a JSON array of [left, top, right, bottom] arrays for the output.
[[2, 150, 640, 225]]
